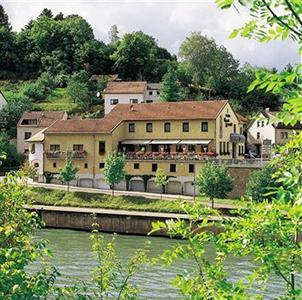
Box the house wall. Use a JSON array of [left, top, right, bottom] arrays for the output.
[[0, 92, 7, 109], [145, 89, 160, 102], [104, 93, 145, 114], [17, 126, 47, 154], [28, 142, 44, 176], [275, 128, 301, 145], [247, 113, 275, 146], [215, 102, 244, 159]]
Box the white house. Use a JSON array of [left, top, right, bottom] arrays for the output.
[[0, 91, 7, 109], [27, 129, 46, 182], [145, 83, 161, 103], [247, 108, 302, 156], [103, 81, 161, 114]]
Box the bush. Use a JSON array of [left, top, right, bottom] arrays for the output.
[[245, 163, 278, 202], [37, 72, 57, 91], [23, 82, 47, 101]]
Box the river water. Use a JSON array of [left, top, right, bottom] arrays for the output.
[[34, 229, 286, 299]]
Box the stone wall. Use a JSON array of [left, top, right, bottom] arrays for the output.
[[227, 166, 261, 198]]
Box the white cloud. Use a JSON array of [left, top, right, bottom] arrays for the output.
[[2, 0, 299, 69]]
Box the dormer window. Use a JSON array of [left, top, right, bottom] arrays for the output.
[[21, 119, 37, 125], [130, 99, 138, 104], [110, 99, 119, 105]]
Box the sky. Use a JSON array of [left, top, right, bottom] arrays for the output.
[[2, 0, 300, 70]]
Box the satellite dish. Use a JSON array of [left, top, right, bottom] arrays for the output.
[[96, 92, 100, 98]]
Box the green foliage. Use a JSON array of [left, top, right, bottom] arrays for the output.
[[19, 160, 38, 180], [0, 172, 58, 298], [196, 162, 233, 208], [59, 156, 79, 192], [104, 152, 126, 196], [154, 168, 169, 196], [159, 67, 187, 102], [23, 82, 47, 101], [245, 163, 278, 202], [111, 31, 175, 81], [0, 92, 33, 136], [90, 227, 149, 299], [0, 132, 24, 167]]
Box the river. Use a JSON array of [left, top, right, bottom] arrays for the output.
[[33, 229, 286, 299]]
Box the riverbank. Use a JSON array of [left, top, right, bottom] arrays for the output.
[[28, 185, 240, 214], [27, 204, 224, 236]]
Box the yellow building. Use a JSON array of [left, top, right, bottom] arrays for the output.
[[41, 100, 244, 195]]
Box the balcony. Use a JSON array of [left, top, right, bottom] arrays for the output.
[[124, 151, 218, 161], [45, 150, 87, 160]]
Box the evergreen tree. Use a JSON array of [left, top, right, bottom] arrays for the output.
[[160, 68, 186, 102], [39, 8, 53, 18], [108, 24, 119, 44], [54, 12, 64, 21], [0, 5, 11, 30]]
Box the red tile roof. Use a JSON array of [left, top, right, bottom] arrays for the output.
[[45, 100, 228, 134], [104, 81, 147, 94], [18, 111, 66, 127]]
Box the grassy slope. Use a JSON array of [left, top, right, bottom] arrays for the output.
[[28, 187, 239, 214], [35, 88, 78, 113]]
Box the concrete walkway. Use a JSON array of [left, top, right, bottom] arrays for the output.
[[29, 182, 239, 210]]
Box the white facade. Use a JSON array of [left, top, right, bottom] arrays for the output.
[[247, 112, 275, 145], [145, 83, 161, 103], [0, 91, 7, 109], [28, 142, 44, 177], [104, 93, 145, 115]]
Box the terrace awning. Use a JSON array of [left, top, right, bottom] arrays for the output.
[[178, 140, 211, 145], [121, 140, 151, 145], [149, 140, 181, 145]]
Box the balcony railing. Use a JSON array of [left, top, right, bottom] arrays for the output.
[[45, 150, 87, 160], [124, 151, 218, 161]]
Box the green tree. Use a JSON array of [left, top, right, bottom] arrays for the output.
[[39, 8, 53, 18], [245, 163, 278, 202], [67, 79, 91, 110], [160, 68, 186, 102], [112, 31, 174, 81], [0, 172, 58, 298], [103, 152, 126, 196], [154, 168, 169, 199], [0, 5, 11, 29], [59, 156, 79, 192], [196, 162, 233, 208]]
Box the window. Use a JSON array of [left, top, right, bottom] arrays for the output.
[[84, 163, 88, 169], [110, 99, 119, 105], [170, 164, 176, 173], [223, 142, 226, 154], [233, 124, 236, 133], [24, 149, 29, 154], [164, 122, 171, 132], [128, 123, 135, 132], [34, 162, 39, 168], [219, 142, 223, 155], [21, 119, 37, 125], [73, 144, 83, 151], [285, 132, 288, 139], [189, 164, 195, 173], [31, 144, 35, 154], [257, 132, 260, 139], [182, 122, 189, 132], [99, 141, 106, 154], [219, 116, 223, 138], [257, 121, 260, 127], [149, 91, 153, 95], [157, 91, 160, 95], [24, 132, 32, 140], [261, 121, 265, 127], [146, 99, 153, 103], [152, 163, 158, 172], [226, 142, 229, 154], [50, 144, 60, 151], [201, 122, 208, 132], [240, 126, 243, 134], [188, 145, 195, 152], [281, 132, 284, 139], [134, 163, 140, 169], [53, 162, 57, 168], [146, 123, 153, 132], [130, 99, 138, 104], [99, 163, 105, 169]]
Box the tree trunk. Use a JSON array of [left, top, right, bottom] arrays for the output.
[[67, 182, 69, 192], [112, 184, 114, 197], [211, 197, 214, 209]]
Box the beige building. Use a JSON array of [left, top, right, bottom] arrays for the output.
[[17, 111, 67, 154], [40, 100, 245, 194]]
